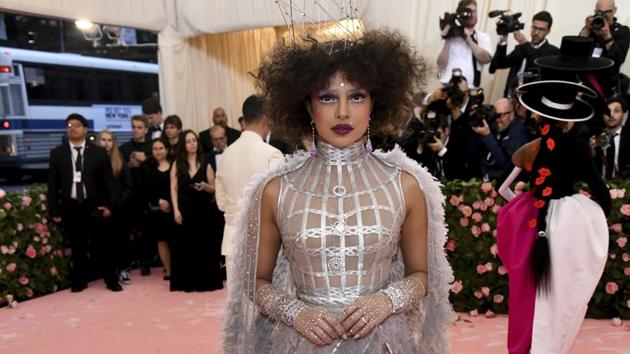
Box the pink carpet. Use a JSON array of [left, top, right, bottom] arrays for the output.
[[1, 268, 629, 354]]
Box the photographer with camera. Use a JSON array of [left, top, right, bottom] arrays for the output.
[[489, 11, 560, 97], [593, 97, 630, 179], [579, 0, 629, 73], [472, 98, 531, 180], [437, 0, 492, 88]]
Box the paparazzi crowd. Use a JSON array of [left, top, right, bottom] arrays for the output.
[[388, 0, 630, 182]]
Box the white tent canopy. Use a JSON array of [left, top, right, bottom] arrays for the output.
[[0, 0, 627, 132]]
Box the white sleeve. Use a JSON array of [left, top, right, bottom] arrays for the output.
[[498, 166, 522, 202], [477, 31, 493, 55]]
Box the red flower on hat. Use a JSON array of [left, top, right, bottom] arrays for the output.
[[535, 176, 545, 186], [524, 162, 532, 172], [546, 138, 555, 151], [541, 124, 550, 136], [542, 187, 553, 197], [538, 168, 551, 177], [535, 200, 546, 209]]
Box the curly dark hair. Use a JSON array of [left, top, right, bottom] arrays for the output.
[[256, 29, 428, 142]]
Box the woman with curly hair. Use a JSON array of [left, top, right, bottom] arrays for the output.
[[221, 30, 453, 353]]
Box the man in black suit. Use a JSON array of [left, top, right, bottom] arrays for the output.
[[579, 0, 630, 74], [594, 97, 630, 179], [142, 98, 164, 140], [490, 11, 560, 97], [48, 114, 121, 292], [205, 124, 228, 173], [200, 107, 241, 152]]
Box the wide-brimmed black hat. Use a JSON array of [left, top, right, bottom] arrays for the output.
[[535, 36, 614, 72], [517, 80, 597, 121]]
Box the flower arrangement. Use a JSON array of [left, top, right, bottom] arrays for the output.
[[0, 185, 69, 308]]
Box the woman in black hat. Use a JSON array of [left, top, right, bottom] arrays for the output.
[[496, 80, 611, 354]]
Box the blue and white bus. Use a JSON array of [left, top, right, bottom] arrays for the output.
[[0, 47, 159, 181]]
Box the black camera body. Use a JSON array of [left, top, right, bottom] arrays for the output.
[[592, 10, 607, 30], [442, 68, 467, 107], [489, 10, 525, 36], [467, 89, 495, 128], [440, 8, 473, 39]]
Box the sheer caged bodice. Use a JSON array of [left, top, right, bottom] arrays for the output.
[[278, 141, 405, 309]]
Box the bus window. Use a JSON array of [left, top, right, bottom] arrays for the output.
[[94, 70, 125, 103], [129, 73, 158, 102], [62, 67, 92, 103], [24, 64, 64, 103]]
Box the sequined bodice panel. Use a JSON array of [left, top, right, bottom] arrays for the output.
[[278, 142, 405, 308]]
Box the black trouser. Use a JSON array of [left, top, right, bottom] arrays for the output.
[[62, 199, 118, 288]]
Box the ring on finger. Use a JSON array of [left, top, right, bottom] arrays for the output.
[[360, 317, 370, 325]]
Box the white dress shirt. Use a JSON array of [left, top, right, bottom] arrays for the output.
[[215, 130, 284, 256], [69, 140, 87, 200], [440, 29, 492, 88]]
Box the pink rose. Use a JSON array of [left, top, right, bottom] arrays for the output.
[[39, 246, 48, 256], [449, 195, 461, 206], [481, 182, 493, 193], [41, 204, 47, 211], [0, 245, 8, 255], [492, 205, 501, 214], [0, 188, 6, 198], [610, 223, 623, 233], [610, 253, 617, 260], [25, 246, 36, 259], [473, 290, 483, 299], [579, 189, 592, 198], [492, 229, 497, 237], [611, 189, 621, 199], [16, 223, 23, 232], [469, 309, 479, 317], [484, 197, 495, 207], [18, 276, 29, 285], [472, 200, 483, 210], [623, 253, 630, 262], [627, 299, 630, 309], [617, 237, 628, 248], [476, 264, 487, 274], [612, 317, 623, 326], [462, 206, 473, 217], [624, 267, 630, 276], [493, 294, 504, 304], [472, 212, 482, 223], [50, 266, 59, 276], [25, 289, 33, 298], [6, 263, 16, 272], [21, 195, 32, 207], [3, 202, 11, 210], [514, 181, 526, 192], [459, 217, 469, 227], [481, 287, 490, 297], [446, 240, 456, 252], [490, 243, 498, 257], [39, 193, 46, 201], [479, 203, 488, 211], [451, 280, 463, 294], [33, 223, 46, 236], [606, 281, 619, 295], [491, 190, 498, 198], [457, 204, 465, 211], [481, 223, 491, 233], [471, 225, 481, 237], [485, 309, 496, 318], [498, 265, 507, 275], [484, 262, 493, 272], [620, 204, 630, 216]]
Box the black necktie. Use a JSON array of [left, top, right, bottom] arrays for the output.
[[605, 134, 617, 179], [470, 31, 481, 87], [74, 146, 85, 203]]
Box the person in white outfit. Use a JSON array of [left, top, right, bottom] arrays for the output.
[[215, 95, 284, 280]]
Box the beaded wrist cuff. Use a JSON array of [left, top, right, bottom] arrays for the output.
[[256, 284, 305, 327], [380, 277, 426, 314]]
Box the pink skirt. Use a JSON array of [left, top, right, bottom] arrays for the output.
[[497, 192, 538, 354]]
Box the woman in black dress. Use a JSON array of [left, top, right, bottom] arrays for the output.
[[170, 130, 223, 292], [144, 138, 173, 280]]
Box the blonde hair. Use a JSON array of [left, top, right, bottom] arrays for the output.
[[96, 130, 124, 177]]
